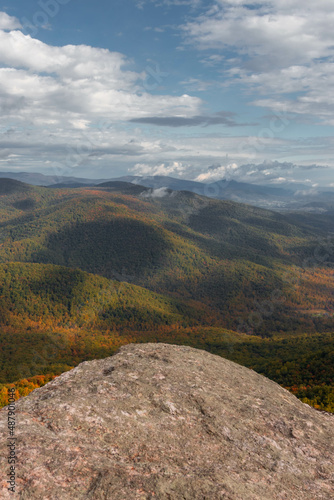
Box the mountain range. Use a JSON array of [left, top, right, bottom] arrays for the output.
[[1, 171, 334, 211]]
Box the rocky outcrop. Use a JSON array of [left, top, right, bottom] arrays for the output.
[[0, 343, 333, 499]]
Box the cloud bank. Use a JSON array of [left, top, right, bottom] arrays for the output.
[[0, 28, 201, 126], [0, 5, 333, 185], [184, 0, 334, 124]]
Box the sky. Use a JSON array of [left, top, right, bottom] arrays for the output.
[[0, 0, 334, 186]]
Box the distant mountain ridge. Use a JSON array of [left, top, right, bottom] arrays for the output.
[[1, 171, 333, 210], [0, 171, 107, 186]]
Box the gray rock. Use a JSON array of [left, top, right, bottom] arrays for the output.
[[0, 343, 333, 499]]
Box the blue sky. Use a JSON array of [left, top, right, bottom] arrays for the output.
[[0, 0, 334, 186]]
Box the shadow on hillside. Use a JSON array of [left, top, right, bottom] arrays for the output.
[[12, 199, 37, 211], [0, 179, 32, 195], [162, 220, 284, 267], [28, 265, 86, 308], [32, 219, 173, 281]]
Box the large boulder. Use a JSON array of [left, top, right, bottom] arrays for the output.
[[0, 343, 333, 499]]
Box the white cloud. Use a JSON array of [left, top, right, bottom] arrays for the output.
[[0, 12, 21, 30], [193, 160, 332, 185], [132, 161, 187, 177], [269, 177, 286, 184], [0, 24, 202, 128], [140, 187, 175, 198], [195, 163, 238, 182], [183, 1, 334, 123], [186, 0, 334, 65], [0, 16, 205, 179], [0, 30, 139, 84]]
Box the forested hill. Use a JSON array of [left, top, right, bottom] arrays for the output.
[[0, 179, 333, 333], [0, 178, 333, 411]]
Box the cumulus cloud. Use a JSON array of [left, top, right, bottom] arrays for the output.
[[0, 23, 202, 128], [185, 1, 334, 66], [196, 163, 238, 182], [0, 16, 209, 177], [0, 12, 21, 30], [194, 160, 331, 184], [132, 161, 187, 177], [183, 1, 334, 123]]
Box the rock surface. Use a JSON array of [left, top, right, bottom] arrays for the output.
[[0, 342, 333, 499]]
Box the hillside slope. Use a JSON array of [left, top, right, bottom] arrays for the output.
[[0, 261, 207, 383], [0, 181, 333, 335], [0, 343, 333, 499]]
